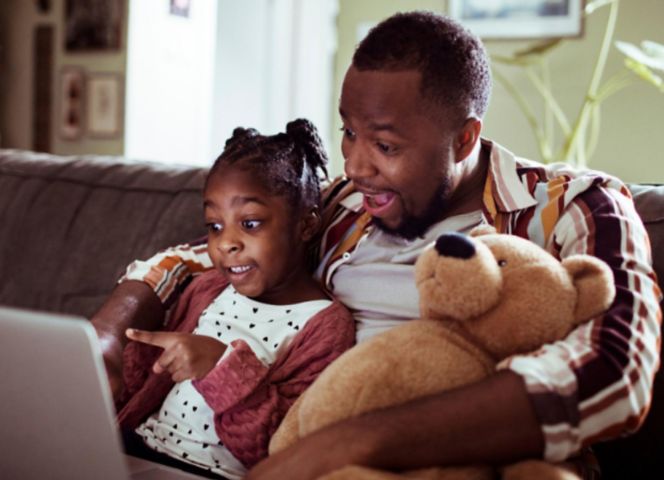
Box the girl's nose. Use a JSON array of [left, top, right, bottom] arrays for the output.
[[218, 232, 241, 254]]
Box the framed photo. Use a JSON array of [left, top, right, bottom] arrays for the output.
[[86, 73, 122, 138], [449, 0, 584, 40], [59, 67, 85, 141], [64, 0, 122, 51], [170, 0, 191, 18]]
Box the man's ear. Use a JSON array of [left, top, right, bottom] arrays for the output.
[[300, 207, 322, 242], [454, 117, 482, 163]]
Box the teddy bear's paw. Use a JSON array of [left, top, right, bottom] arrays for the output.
[[267, 421, 296, 454], [502, 460, 581, 480], [268, 394, 305, 454]]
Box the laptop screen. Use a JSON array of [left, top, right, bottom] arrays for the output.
[[0, 307, 130, 480]]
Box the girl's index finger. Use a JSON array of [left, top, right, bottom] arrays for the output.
[[125, 328, 176, 349]]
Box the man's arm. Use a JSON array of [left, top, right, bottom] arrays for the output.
[[502, 185, 662, 460], [91, 280, 165, 399], [93, 239, 213, 399], [247, 370, 542, 479]]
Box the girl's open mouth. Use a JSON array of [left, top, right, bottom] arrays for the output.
[[225, 264, 255, 279]]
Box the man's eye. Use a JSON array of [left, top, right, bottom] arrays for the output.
[[242, 220, 261, 230], [206, 222, 222, 233], [340, 126, 356, 139]]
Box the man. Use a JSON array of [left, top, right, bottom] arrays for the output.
[[95, 11, 661, 479]]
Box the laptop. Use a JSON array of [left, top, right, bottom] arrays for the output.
[[0, 306, 205, 480]]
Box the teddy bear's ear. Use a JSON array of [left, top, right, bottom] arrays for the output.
[[562, 255, 616, 323], [469, 224, 496, 237]]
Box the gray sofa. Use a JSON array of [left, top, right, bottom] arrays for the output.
[[0, 149, 661, 478], [0, 149, 208, 316]]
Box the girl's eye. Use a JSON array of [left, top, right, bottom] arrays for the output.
[[206, 222, 222, 233], [376, 142, 393, 154], [242, 220, 261, 230]]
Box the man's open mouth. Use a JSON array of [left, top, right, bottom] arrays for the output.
[[360, 190, 397, 216]]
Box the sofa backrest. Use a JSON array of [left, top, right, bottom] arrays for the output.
[[630, 184, 664, 300], [0, 149, 208, 317]]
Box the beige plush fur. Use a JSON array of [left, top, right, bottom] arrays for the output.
[[269, 227, 615, 479]]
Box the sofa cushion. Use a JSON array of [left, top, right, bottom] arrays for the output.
[[0, 149, 208, 317]]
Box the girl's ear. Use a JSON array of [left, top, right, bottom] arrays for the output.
[[454, 117, 482, 163], [300, 207, 322, 242]]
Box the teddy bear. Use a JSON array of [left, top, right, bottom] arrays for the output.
[[268, 226, 616, 480]]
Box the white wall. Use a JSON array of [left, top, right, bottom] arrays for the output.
[[211, 0, 271, 158], [124, 0, 217, 166], [212, 0, 338, 161], [127, 0, 339, 166], [288, 0, 339, 157]]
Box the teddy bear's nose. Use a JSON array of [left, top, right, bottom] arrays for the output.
[[434, 233, 476, 259]]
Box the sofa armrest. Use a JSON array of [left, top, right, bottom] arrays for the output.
[[594, 183, 664, 479]]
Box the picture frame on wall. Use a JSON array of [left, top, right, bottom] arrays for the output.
[[448, 0, 584, 40], [59, 67, 85, 141], [86, 73, 122, 138], [64, 0, 122, 51], [170, 0, 192, 18]]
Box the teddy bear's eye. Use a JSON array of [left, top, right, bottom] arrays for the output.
[[498, 259, 508, 267]]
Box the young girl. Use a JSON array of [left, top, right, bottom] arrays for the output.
[[115, 119, 355, 479]]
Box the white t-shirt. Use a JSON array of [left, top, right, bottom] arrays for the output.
[[136, 287, 331, 479], [332, 211, 482, 343]]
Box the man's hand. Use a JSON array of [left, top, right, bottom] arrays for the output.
[[247, 420, 374, 480], [126, 329, 227, 382]]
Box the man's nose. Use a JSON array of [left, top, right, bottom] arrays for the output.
[[344, 144, 376, 179]]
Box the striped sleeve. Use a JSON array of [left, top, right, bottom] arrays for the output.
[[499, 185, 662, 461], [119, 238, 214, 307]]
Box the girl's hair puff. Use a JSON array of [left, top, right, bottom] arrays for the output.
[[207, 118, 329, 212]]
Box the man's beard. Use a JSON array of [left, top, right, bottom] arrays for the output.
[[373, 180, 451, 240]]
